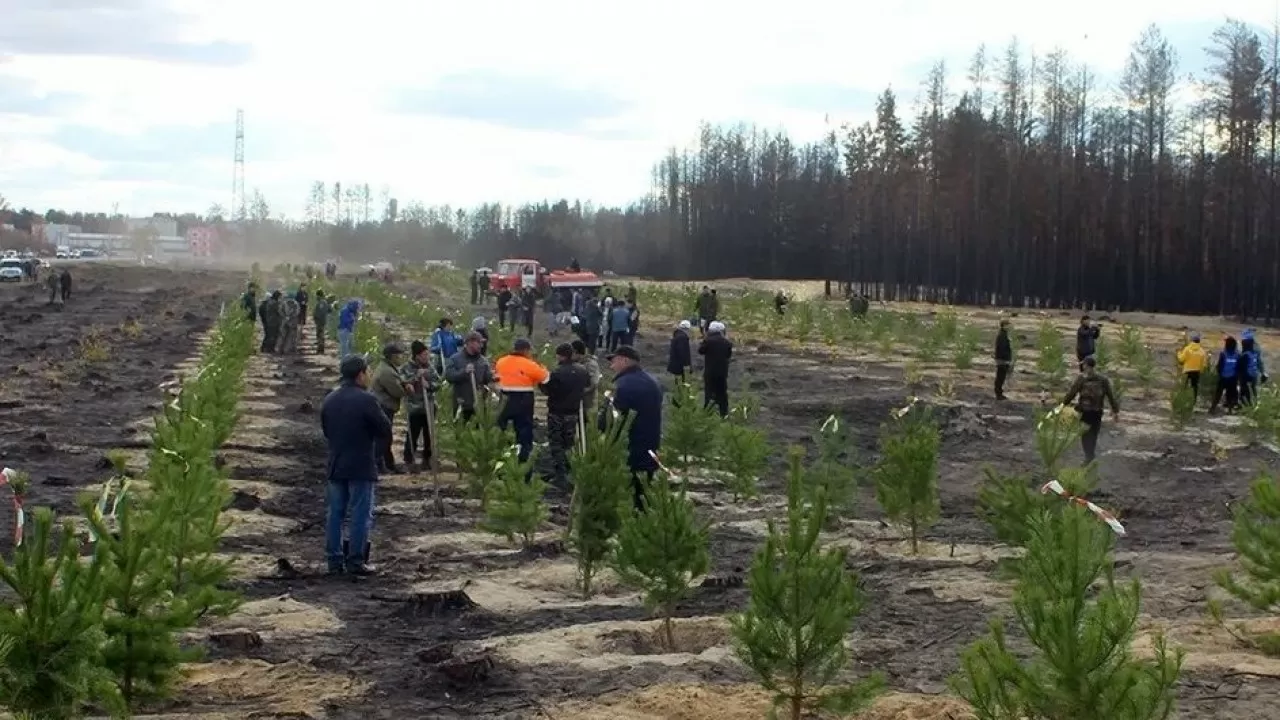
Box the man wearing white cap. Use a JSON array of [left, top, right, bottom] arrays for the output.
[[666, 319, 693, 382], [698, 321, 733, 417]]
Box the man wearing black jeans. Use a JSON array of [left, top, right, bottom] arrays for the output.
[[1076, 315, 1100, 371], [602, 346, 663, 510], [1060, 356, 1120, 464], [994, 319, 1013, 400], [399, 340, 441, 471], [698, 321, 733, 418]]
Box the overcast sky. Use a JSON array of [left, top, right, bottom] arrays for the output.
[[0, 1, 1271, 218]]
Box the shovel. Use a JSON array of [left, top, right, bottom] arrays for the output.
[[422, 380, 445, 517]]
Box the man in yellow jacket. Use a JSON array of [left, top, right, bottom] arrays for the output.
[[1176, 332, 1209, 398]]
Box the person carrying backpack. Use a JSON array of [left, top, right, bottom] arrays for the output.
[[1211, 336, 1242, 414], [1239, 330, 1268, 406], [1060, 356, 1120, 464]]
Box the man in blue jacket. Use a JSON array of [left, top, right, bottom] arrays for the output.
[[321, 355, 393, 576], [336, 300, 360, 362], [602, 345, 663, 510]]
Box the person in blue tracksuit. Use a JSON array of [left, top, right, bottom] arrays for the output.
[[336, 300, 360, 361], [601, 345, 663, 510], [1239, 329, 1268, 406], [321, 355, 392, 575], [1211, 336, 1242, 414], [430, 318, 463, 372]]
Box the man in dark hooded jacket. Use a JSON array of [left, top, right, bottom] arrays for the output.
[[1060, 356, 1120, 464], [258, 291, 282, 353], [667, 320, 693, 381], [1075, 316, 1100, 370], [59, 268, 72, 302], [698, 321, 733, 417], [540, 343, 591, 488], [601, 346, 663, 511]]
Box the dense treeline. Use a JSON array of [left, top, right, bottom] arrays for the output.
[[5, 19, 1279, 317]]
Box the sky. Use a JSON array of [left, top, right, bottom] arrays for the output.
[[0, 1, 1274, 218]]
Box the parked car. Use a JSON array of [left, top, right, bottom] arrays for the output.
[[0, 258, 24, 282]]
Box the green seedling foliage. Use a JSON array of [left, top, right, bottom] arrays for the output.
[[611, 474, 710, 650], [977, 464, 1097, 550], [87, 498, 199, 706], [1168, 372, 1197, 430], [1133, 346, 1157, 396], [791, 301, 815, 339], [935, 309, 959, 343], [1211, 473, 1280, 655], [570, 415, 634, 597], [806, 415, 859, 513], [663, 380, 719, 471], [1118, 324, 1145, 366], [1034, 405, 1084, 475], [0, 509, 120, 719], [953, 323, 981, 370], [952, 504, 1183, 720], [731, 449, 886, 720], [1035, 321, 1068, 390], [715, 419, 769, 502], [916, 322, 947, 364], [873, 404, 941, 554], [1241, 382, 1280, 444], [453, 399, 515, 509], [1093, 334, 1113, 373], [481, 452, 547, 548]]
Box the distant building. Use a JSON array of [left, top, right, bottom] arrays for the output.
[[124, 217, 178, 238], [39, 223, 82, 247], [186, 226, 220, 257], [66, 233, 192, 258]]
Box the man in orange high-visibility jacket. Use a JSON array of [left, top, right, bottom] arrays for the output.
[[494, 337, 550, 463]]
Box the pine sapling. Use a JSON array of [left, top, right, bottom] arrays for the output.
[[664, 380, 718, 471], [453, 399, 515, 509], [1034, 404, 1083, 475], [611, 473, 710, 650], [0, 508, 120, 719], [1035, 320, 1068, 390], [714, 418, 769, 502], [1210, 472, 1280, 655], [873, 402, 940, 553], [481, 451, 547, 549], [1168, 371, 1197, 429], [951, 504, 1183, 719], [731, 449, 885, 720], [805, 414, 860, 513], [570, 417, 633, 597]]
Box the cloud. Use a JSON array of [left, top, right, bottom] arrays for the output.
[[0, 75, 84, 117], [391, 71, 633, 134], [0, 0, 252, 66]]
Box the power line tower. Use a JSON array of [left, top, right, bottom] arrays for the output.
[[231, 108, 245, 221]]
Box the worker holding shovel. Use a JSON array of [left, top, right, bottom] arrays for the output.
[[399, 341, 442, 473], [539, 342, 592, 491]]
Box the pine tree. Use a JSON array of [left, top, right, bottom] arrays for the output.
[[453, 399, 515, 509], [714, 418, 769, 502], [1211, 472, 1280, 655], [731, 449, 885, 720], [806, 414, 860, 513], [0, 508, 121, 719], [1035, 320, 1068, 390], [1034, 404, 1084, 474], [611, 474, 710, 649], [952, 504, 1183, 719], [86, 497, 200, 706], [570, 416, 633, 597], [481, 452, 547, 548], [1167, 372, 1197, 429], [663, 380, 719, 471], [873, 403, 940, 553]]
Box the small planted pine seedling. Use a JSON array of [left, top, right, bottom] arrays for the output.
[[715, 419, 769, 502], [805, 414, 859, 513], [1211, 472, 1280, 655], [453, 399, 515, 509], [570, 417, 633, 597], [663, 380, 719, 471], [952, 324, 981, 370], [1034, 404, 1083, 474], [87, 497, 201, 707], [1133, 346, 1157, 397], [1093, 333, 1113, 372], [1035, 320, 1068, 390], [978, 464, 1097, 551], [611, 474, 710, 650], [1117, 323, 1145, 366], [0, 508, 121, 718], [732, 449, 885, 720], [481, 451, 547, 549], [952, 502, 1182, 719], [1168, 372, 1197, 429], [873, 401, 940, 554], [916, 322, 947, 364]]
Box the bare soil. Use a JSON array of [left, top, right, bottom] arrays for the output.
[[9, 267, 1275, 718]]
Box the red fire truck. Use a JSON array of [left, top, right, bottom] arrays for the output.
[[488, 258, 603, 294]]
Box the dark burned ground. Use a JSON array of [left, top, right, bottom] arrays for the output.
[[175, 281, 1279, 719], [0, 263, 241, 546]]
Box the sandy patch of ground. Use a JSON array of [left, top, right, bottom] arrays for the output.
[[486, 616, 732, 670], [180, 659, 366, 716], [1134, 616, 1280, 676], [545, 683, 975, 720], [413, 559, 638, 614], [236, 399, 286, 413], [222, 508, 300, 537], [218, 551, 277, 581], [209, 594, 343, 638]]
